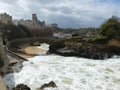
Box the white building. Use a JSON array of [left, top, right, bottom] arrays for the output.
[[53, 32, 72, 38], [0, 12, 12, 24], [16, 14, 46, 29]]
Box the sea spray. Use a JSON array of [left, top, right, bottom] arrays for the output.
[[3, 55, 120, 90]]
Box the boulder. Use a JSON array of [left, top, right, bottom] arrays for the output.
[[12, 84, 30, 90], [37, 81, 57, 90]]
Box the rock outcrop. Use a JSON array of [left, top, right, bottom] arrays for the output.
[[49, 38, 120, 59], [13, 84, 30, 90], [37, 81, 57, 90]]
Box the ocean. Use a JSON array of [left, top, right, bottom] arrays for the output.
[[3, 44, 120, 90]]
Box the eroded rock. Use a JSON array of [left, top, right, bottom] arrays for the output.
[[49, 39, 120, 59], [12, 84, 30, 90], [38, 81, 57, 90]]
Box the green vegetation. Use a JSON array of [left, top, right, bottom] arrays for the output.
[[89, 36, 107, 44], [71, 36, 82, 39], [56, 27, 97, 36], [99, 16, 120, 40], [0, 21, 54, 41], [88, 16, 120, 44], [0, 23, 32, 40]]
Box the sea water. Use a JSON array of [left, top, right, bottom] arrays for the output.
[[3, 44, 120, 90]]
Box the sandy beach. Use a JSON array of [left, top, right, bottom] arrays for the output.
[[15, 46, 48, 59]]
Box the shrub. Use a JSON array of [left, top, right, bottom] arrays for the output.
[[99, 16, 120, 40], [89, 36, 107, 44]]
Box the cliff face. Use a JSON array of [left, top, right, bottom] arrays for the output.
[[49, 38, 120, 59]]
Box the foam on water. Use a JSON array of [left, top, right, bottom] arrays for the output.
[[38, 43, 49, 51], [3, 54, 120, 90]]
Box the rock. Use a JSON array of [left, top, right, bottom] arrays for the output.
[[49, 39, 120, 59], [39, 81, 57, 90], [12, 84, 30, 90], [8, 62, 17, 67], [0, 65, 13, 76]]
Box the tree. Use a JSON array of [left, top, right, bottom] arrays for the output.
[[32, 27, 53, 37], [99, 16, 120, 40], [0, 23, 32, 40]]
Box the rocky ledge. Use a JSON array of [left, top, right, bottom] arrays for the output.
[[12, 81, 57, 90], [49, 38, 120, 59], [13, 84, 30, 90]]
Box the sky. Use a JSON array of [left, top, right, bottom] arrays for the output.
[[0, 0, 120, 28]]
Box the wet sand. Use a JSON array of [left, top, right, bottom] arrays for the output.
[[15, 46, 47, 59], [0, 75, 7, 90]]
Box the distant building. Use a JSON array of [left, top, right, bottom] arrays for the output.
[[85, 30, 99, 37], [53, 32, 72, 38], [51, 23, 58, 28], [0, 12, 12, 24], [50, 23, 58, 32], [16, 14, 46, 29]]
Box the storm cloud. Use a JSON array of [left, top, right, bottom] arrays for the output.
[[0, 0, 120, 28]]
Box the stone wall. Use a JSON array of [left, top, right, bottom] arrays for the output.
[[0, 32, 4, 68], [0, 32, 7, 90]]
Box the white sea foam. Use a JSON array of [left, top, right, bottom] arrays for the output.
[[3, 43, 120, 90], [3, 54, 120, 90], [38, 43, 49, 51]]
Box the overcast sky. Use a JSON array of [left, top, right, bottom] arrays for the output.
[[0, 0, 120, 28]]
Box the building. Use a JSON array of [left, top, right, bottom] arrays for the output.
[[0, 12, 12, 24], [53, 32, 72, 38], [51, 23, 58, 28], [17, 14, 46, 29]]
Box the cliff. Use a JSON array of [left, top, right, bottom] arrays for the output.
[[49, 38, 120, 59]]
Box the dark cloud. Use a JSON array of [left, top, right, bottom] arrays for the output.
[[0, 0, 120, 28]]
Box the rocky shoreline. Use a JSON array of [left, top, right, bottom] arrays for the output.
[[0, 44, 49, 90], [12, 81, 57, 90], [49, 38, 120, 59]]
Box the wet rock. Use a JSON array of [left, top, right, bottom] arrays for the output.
[[49, 39, 120, 59], [8, 62, 17, 67], [38, 81, 57, 90], [0, 65, 13, 76], [12, 84, 30, 90]]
